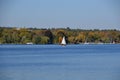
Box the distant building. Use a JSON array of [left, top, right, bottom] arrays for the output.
[[26, 42, 33, 45], [16, 28, 20, 30]]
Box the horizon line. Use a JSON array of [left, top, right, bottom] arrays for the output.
[[0, 26, 120, 30]]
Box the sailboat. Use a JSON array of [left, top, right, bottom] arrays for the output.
[[61, 36, 66, 46]]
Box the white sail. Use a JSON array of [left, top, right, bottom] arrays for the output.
[[61, 36, 66, 45]]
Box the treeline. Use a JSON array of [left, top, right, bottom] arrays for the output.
[[0, 27, 120, 44]]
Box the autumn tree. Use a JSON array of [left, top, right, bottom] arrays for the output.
[[44, 30, 53, 44], [56, 30, 65, 44], [0, 27, 120, 44]]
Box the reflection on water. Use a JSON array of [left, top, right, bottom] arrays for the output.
[[0, 44, 120, 80]]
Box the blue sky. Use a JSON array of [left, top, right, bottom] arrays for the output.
[[0, 0, 120, 29]]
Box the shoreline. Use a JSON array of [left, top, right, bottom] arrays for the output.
[[0, 43, 120, 45]]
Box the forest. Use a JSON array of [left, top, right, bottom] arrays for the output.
[[0, 27, 120, 44]]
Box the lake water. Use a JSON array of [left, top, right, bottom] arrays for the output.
[[0, 44, 120, 80]]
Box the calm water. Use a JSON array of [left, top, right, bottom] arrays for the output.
[[0, 44, 120, 80]]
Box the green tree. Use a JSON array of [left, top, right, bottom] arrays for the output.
[[19, 28, 32, 44], [40, 36, 49, 44], [32, 36, 41, 44]]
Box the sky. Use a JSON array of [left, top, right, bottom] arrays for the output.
[[0, 0, 120, 29]]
